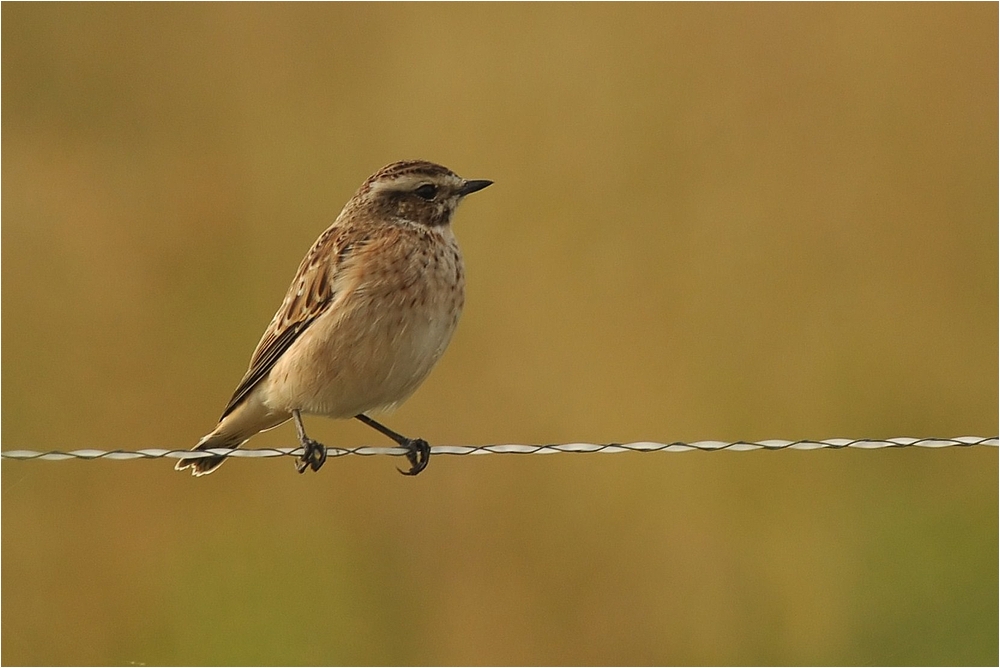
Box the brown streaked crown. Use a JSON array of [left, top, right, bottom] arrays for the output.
[[362, 160, 460, 189]]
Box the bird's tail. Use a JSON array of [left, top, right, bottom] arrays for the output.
[[175, 430, 245, 477]]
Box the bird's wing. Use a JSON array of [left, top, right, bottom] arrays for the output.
[[219, 226, 363, 420]]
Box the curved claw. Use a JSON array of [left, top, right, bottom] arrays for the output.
[[396, 438, 431, 476], [296, 438, 328, 474]]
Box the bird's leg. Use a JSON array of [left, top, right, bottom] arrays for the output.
[[354, 413, 431, 476], [293, 410, 327, 473]]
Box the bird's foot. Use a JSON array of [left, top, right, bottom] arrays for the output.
[[397, 438, 431, 476], [296, 437, 327, 474]]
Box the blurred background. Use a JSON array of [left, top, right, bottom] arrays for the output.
[[2, 4, 997, 665]]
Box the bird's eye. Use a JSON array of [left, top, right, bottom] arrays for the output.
[[414, 184, 438, 200]]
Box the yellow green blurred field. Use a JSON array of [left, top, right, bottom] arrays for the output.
[[2, 4, 996, 665]]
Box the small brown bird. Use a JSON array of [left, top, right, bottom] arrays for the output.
[[176, 160, 492, 476]]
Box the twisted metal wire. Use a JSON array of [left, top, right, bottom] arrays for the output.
[[1, 437, 995, 462]]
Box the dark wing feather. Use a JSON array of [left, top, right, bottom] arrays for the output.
[[220, 227, 360, 420]]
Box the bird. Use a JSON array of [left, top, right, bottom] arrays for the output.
[[175, 160, 492, 476]]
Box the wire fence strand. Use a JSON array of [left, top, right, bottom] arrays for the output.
[[1, 437, 995, 462]]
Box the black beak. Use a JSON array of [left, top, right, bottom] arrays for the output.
[[459, 179, 493, 196]]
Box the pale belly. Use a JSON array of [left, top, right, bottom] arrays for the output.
[[261, 277, 463, 419]]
